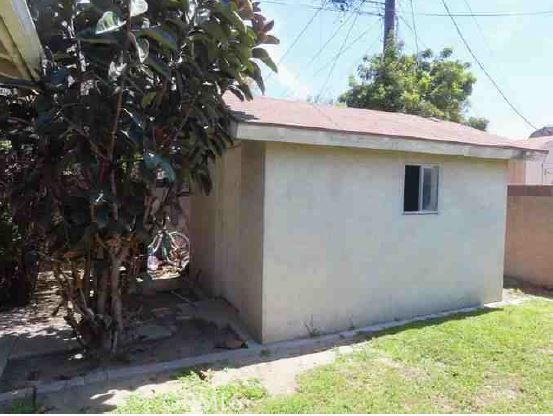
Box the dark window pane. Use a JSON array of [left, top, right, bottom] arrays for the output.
[[404, 165, 420, 212]]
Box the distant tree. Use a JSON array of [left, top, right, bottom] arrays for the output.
[[340, 45, 488, 127], [465, 117, 489, 131]]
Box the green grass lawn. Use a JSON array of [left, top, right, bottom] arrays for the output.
[[115, 299, 553, 413]]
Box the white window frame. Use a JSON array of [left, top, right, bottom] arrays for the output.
[[403, 164, 440, 215]]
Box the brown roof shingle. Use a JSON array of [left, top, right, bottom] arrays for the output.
[[226, 95, 544, 153]]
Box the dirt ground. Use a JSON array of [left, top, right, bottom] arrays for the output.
[[37, 284, 550, 413], [38, 343, 358, 413], [0, 273, 248, 393], [0, 273, 77, 359]]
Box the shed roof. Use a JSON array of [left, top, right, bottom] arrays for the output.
[[0, 0, 42, 80], [226, 95, 544, 155]]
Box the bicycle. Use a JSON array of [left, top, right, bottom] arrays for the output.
[[147, 227, 190, 270]]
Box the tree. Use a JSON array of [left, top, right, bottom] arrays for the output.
[[0, 139, 39, 307], [340, 45, 488, 128], [465, 117, 489, 132], [0, 0, 277, 354]]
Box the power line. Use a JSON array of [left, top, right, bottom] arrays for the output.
[[280, 15, 380, 99], [398, 14, 429, 51], [460, 0, 494, 58], [266, 1, 329, 83], [408, 0, 419, 57], [345, 28, 383, 76], [305, 0, 367, 70], [305, 8, 359, 68], [440, 0, 537, 130], [319, 12, 360, 97], [261, 0, 383, 16], [263, 1, 553, 18], [420, 9, 553, 17], [313, 18, 381, 75]]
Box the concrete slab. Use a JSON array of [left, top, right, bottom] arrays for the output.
[[9, 330, 80, 361], [0, 336, 16, 379], [177, 299, 257, 346], [135, 324, 172, 342], [0, 387, 33, 405]]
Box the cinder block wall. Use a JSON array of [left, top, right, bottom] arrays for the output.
[[505, 185, 553, 287]]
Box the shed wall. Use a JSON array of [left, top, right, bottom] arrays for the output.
[[261, 142, 507, 342], [190, 142, 265, 339]]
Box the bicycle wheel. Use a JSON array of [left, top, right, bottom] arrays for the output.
[[167, 231, 190, 268]]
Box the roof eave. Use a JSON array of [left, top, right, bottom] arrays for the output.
[[232, 121, 547, 161], [0, 0, 43, 81]]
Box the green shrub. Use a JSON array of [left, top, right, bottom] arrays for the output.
[[0, 202, 36, 308]]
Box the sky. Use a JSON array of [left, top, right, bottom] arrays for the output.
[[257, 0, 553, 140]]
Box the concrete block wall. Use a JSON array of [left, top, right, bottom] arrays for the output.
[[505, 185, 553, 287]]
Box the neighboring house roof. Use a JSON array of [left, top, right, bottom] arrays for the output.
[[530, 126, 553, 138], [0, 0, 43, 80], [513, 136, 553, 150], [226, 95, 546, 160]]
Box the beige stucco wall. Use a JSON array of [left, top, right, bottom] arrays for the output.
[[190, 142, 265, 339], [508, 142, 553, 185], [261, 143, 507, 342], [192, 140, 508, 344], [508, 160, 527, 184], [505, 187, 553, 287]]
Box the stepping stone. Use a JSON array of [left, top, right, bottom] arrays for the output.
[[135, 324, 172, 342]]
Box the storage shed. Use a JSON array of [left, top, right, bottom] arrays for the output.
[[191, 96, 545, 343]]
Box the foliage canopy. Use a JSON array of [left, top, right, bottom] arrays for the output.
[[340, 45, 488, 130], [0, 0, 276, 352]]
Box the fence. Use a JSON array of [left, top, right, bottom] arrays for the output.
[[504, 185, 553, 287]]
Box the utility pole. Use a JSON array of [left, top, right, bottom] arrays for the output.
[[383, 0, 396, 52]]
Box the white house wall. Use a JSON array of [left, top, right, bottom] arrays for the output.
[[261, 142, 507, 343]]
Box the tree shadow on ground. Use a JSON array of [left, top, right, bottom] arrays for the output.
[[35, 306, 501, 413], [504, 276, 553, 300]]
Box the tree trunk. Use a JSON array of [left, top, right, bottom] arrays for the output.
[[109, 251, 124, 353]]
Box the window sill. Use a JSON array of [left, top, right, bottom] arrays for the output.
[[403, 211, 439, 215]]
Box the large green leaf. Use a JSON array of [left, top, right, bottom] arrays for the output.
[[95, 11, 125, 34], [203, 21, 227, 43], [213, 2, 246, 34], [144, 55, 171, 79], [163, 0, 189, 11], [261, 34, 279, 45], [136, 27, 178, 52], [135, 38, 149, 62], [144, 152, 176, 182], [130, 0, 148, 17], [252, 47, 277, 73], [248, 60, 265, 93], [141, 91, 157, 108]]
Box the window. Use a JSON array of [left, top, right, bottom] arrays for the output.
[[403, 165, 439, 213]]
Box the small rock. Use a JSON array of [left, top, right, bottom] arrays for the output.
[[151, 307, 172, 319], [215, 337, 247, 350]]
